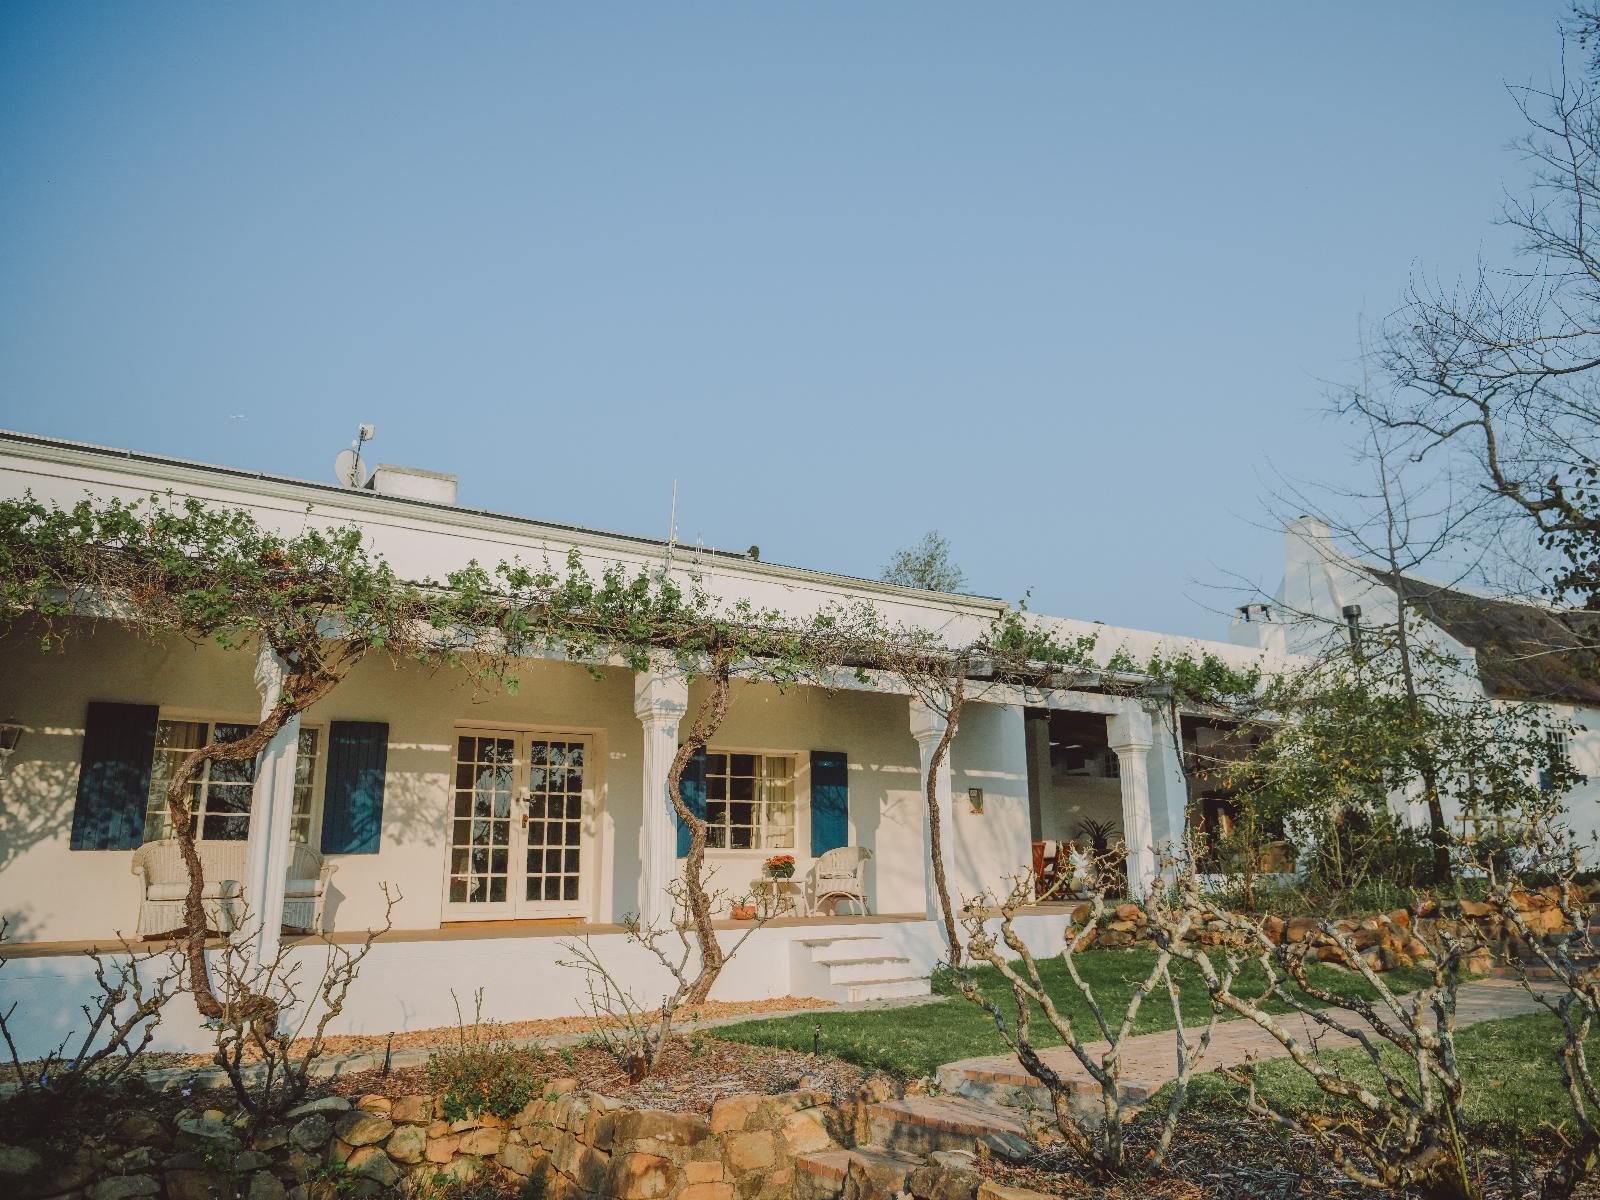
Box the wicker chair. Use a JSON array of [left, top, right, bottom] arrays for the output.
[[131, 840, 336, 939], [804, 846, 872, 916]]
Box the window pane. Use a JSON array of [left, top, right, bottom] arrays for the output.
[[731, 754, 756, 777]]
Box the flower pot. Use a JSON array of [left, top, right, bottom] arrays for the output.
[[731, 904, 758, 920]]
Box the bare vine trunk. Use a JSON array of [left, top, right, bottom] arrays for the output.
[[665, 654, 733, 1003], [166, 660, 341, 1019], [925, 696, 963, 966]]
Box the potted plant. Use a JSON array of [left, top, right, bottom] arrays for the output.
[[730, 892, 758, 920], [763, 854, 796, 880]]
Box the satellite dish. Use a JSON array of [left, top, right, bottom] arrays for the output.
[[333, 448, 361, 488]]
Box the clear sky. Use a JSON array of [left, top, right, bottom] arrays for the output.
[[0, 3, 1575, 637]]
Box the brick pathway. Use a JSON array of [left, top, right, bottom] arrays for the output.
[[936, 977, 1547, 1102]]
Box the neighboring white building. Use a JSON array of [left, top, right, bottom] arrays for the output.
[[1231, 517, 1600, 854], [0, 430, 1273, 1057]]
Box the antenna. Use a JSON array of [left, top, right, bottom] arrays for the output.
[[664, 479, 679, 571], [333, 424, 376, 488]]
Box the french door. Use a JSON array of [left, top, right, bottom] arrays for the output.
[[445, 730, 592, 920]]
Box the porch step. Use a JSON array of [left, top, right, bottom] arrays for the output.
[[793, 1147, 922, 1200], [791, 935, 931, 1004], [866, 1096, 1033, 1158]]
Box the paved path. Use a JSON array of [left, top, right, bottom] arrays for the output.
[[937, 977, 1548, 1101]]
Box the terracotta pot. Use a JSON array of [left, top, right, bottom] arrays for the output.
[[731, 904, 758, 920]]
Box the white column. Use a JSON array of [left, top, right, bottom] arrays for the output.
[[909, 699, 955, 922], [1107, 706, 1157, 899], [1144, 704, 1191, 879], [634, 658, 688, 929], [242, 642, 301, 968]]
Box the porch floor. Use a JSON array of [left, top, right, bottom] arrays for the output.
[[1, 912, 929, 958]]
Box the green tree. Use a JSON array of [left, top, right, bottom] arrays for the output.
[[881, 530, 967, 592]]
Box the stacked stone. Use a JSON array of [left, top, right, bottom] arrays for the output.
[[1, 1084, 854, 1200]]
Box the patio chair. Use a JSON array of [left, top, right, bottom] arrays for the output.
[[804, 846, 872, 916], [131, 839, 336, 939]]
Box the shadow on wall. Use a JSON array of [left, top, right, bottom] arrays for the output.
[[0, 756, 78, 875]]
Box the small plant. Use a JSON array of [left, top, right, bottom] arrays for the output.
[[304, 1161, 362, 1200], [762, 854, 796, 880], [558, 1045, 577, 1073], [424, 989, 546, 1122], [730, 892, 758, 920]]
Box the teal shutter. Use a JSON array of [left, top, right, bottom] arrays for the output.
[[675, 748, 707, 858], [321, 721, 389, 855], [810, 750, 849, 856], [70, 701, 160, 850]]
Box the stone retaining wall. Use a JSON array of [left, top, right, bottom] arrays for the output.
[[1, 1080, 879, 1200]]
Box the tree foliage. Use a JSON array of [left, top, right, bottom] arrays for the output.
[[881, 529, 967, 593]]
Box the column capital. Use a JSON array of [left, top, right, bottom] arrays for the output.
[[908, 698, 950, 746], [1106, 706, 1153, 754], [634, 658, 689, 727]]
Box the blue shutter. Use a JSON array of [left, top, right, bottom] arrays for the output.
[[70, 701, 160, 850], [675, 747, 707, 858], [810, 750, 849, 857], [321, 721, 389, 855]]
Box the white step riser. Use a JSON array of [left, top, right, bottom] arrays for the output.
[[825, 958, 915, 985], [809, 939, 889, 964], [845, 978, 930, 1003]]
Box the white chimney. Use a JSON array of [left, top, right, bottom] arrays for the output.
[[365, 464, 458, 506]]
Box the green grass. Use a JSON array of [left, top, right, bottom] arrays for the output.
[[1181, 1012, 1580, 1142], [715, 949, 1433, 1079]]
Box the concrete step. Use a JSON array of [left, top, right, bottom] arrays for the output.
[[867, 1095, 1033, 1158], [843, 977, 931, 1003], [793, 1147, 922, 1200], [822, 956, 918, 985]]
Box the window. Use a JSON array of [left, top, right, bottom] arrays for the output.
[[143, 719, 321, 843], [703, 751, 794, 850], [1540, 731, 1571, 792]]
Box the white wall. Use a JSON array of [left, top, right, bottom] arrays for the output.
[[0, 911, 1080, 1061]]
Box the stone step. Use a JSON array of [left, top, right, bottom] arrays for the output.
[[793, 1147, 923, 1200], [936, 1053, 1158, 1118], [843, 977, 931, 1003], [867, 1096, 1033, 1158]]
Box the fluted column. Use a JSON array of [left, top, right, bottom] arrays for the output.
[[908, 699, 955, 922], [1107, 706, 1156, 899], [634, 658, 689, 928]]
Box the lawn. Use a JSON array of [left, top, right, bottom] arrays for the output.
[[1180, 1011, 1579, 1142], [715, 948, 1434, 1079]]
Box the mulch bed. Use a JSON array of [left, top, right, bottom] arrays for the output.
[[307, 1035, 870, 1115], [1, 994, 837, 1082], [975, 1111, 1587, 1199]]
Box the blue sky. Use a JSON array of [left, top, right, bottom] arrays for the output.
[[0, 3, 1574, 636]]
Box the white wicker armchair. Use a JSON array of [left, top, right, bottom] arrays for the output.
[[804, 846, 872, 916], [130, 840, 336, 939]]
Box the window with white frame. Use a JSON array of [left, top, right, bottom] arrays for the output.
[[143, 719, 321, 843], [1540, 730, 1571, 792], [703, 751, 795, 850]]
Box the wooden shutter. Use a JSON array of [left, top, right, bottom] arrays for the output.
[[810, 750, 849, 857], [70, 701, 160, 850], [320, 721, 389, 855], [675, 747, 707, 858]]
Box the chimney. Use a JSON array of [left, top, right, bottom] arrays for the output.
[[365, 464, 458, 506]]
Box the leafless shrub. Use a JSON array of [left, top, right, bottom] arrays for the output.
[[209, 887, 398, 1124], [0, 916, 185, 1101], [1487, 832, 1599, 1198], [559, 877, 767, 1081], [1150, 871, 1484, 1199], [954, 872, 1216, 1178]]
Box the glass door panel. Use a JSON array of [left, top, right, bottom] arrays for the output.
[[522, 738, 585, 912], [447, 734, 516, 914]]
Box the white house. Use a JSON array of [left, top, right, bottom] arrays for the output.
[[0, 430, 1274, 1058], [1231, 517, 1600, 853]]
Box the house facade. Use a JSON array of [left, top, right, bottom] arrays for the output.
[[0, 430, 1275, 1057], [1231, 517, 1600, 855]]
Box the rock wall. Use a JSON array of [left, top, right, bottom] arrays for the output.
[[1, 1081, 862, 1200]]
